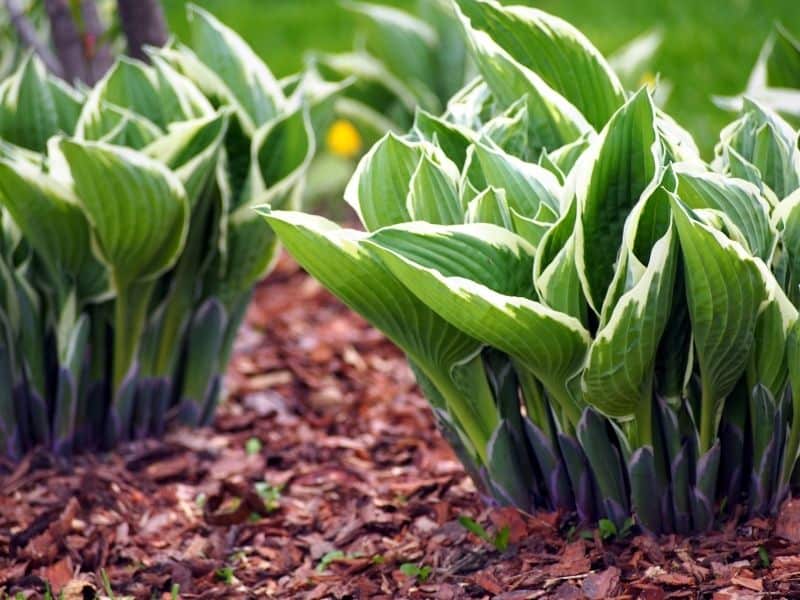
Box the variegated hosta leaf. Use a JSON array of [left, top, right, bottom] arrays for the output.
[[187, 4, 286, 127], [575, 88, 661, 313], [150, 55, 215, 123], [249, 106, 315, 207], [534, 200, 586, 322], [671, 197, 770, 450], [260, 210, 498, 459], [343, 1, 439, 111], [674, 163, 777, 261], [91, 59, 164, 127], [765, 24, 800, 88], [716, 99, 800, 200], [412, 108, 477, 167], [748, 275, 797, 399], [480, 97, 529, 159], [465, 187, 512, 228], [454, 2, 593, 153], [453, 0, 624, 129], [407, 150, 462, 225], [366, 222, 591, 424], [0, 56, 60, 151], [345, 132, 423, 230], [144, 111, 230, 207], [582, 227, 678, 418], [0, 159, 107, 302], [59, 140, 189, 289], [76, 97, 162, 150], [463, 141, 562, 219]]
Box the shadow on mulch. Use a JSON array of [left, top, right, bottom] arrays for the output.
[[3, 255, 800, 599]]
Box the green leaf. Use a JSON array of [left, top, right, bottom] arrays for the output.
[[261, 210, 498, 460], [144, 111, 230, 207], [92, 58, 164, 126], [188, 4, 286, 126], [575, 88, 660, 313], [0, 159, 93, 286], [464, 141, 562, 219], [344, 1, 439, 111], [0, 55, 59, 151], [454, 3, 593, 152], [674, 164, 776, 261], [582, 227, 677, 418], [670, 197, 769, 451], [407, 150, 462, 225], [345, 132, 422, 231], [59, 139, 189, 289], [453, 0, 624, 128], [366, 222, 590, 424]]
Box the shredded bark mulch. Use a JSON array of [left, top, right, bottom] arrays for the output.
[[4, 256, 800, 599]]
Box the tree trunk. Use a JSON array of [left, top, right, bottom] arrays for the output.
[[43, 0, 87, 83], [116, 0, 169, 62], [81, 0, 114, 83], [5, 0, 64, 76]]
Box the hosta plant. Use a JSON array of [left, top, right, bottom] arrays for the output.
[[715, 23, 800, 119], [0, 5, 323, 459], [263, 0, 800, 534]]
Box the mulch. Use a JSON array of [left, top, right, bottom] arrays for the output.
[[4, 256, 800, 599]]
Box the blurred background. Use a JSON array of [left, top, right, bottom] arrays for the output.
[[160, 0, 800, 156]]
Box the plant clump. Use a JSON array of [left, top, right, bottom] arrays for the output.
[[0, 5, 331, 458], [263, 0, 800, 534]]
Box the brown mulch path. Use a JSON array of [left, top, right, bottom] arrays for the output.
[[4, 257, 800, 599]]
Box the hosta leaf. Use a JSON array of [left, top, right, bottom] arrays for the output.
[[455, 3, 593, 152], [0, 159, 97, 293], [412, 108, 476, 167], [407, 151, 462, 225], [144, 111, 229, 207], [345, 132, 423, 231], [748, 275, 797, 398], [453, 0, 624, 129], [261, 210, 498, 459], [150, 54, 214, 122], [76, 99, 162, 149], [0, 55, 58, 151], [344, 1, 438, 109], [671, 197, 769, 450], [575, 88, 661, 313], [59, 140, 189, 289], [92, 58, 164, 126], [367, 222, 590, 424], [464, 142, 561, 218], [765, 24, 800, 89], [465, 187, 511, 228], [534, 200, 586, 321], [582, 227, 677, 418], [718, 99, 800, 200], [188, 4, 286, 126], [248, 106, 315, 208], [47, 75, 84, 136], [674, 163, 777, 261], [480, 98, 529, 159]]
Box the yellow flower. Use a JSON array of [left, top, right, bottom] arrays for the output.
[[326, 119, 363, 159], [639, 71, 657, 90]]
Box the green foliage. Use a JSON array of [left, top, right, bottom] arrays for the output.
[[265, 0, 800, 535], [0, 5, 318, 459], [458, 515, 510, 551], [399, 562, 433, 582]]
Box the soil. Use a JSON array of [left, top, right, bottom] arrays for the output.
[[3, 256, 800, 599]]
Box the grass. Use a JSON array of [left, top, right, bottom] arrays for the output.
[[163, 0, 800, 156]]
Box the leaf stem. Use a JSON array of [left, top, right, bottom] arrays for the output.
[[699, 377, 716, 454]]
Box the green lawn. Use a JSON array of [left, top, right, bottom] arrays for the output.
[[163, 0, 800, 156]]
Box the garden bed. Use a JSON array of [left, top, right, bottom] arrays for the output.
[[3, 256, 800, 599]]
